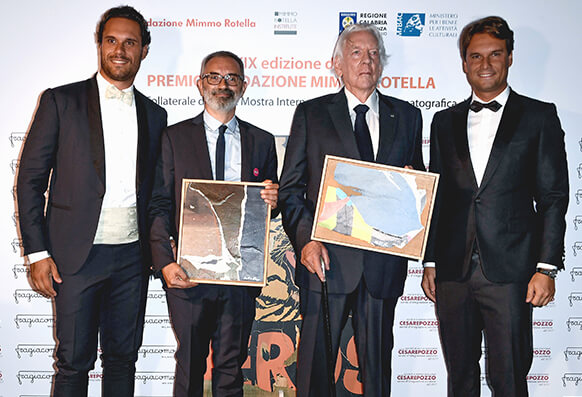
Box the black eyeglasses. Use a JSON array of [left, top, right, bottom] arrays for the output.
[[201, 73, 244, 86]]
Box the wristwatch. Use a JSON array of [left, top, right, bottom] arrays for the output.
[[536, 268, 558, 279]]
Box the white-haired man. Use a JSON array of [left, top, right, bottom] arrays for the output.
[[279, 23, 424, 396]]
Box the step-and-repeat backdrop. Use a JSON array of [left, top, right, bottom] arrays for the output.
[[1, 1, 580, 396]]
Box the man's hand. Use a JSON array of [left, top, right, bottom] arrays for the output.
[[300, 241, 330, 282], [421, 267, 437, 303], [526, 272, 555, 307], [29, 257, 61, 298], [260, 179, 279, 209], [162, 262, 198, 289]]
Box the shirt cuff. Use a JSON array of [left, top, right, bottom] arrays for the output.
[[537, 262, 558, 271], [27, 250, 50, 264], [422, 262, 556, 270]]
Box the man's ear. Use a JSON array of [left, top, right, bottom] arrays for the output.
[[141, 45, 149, 60]]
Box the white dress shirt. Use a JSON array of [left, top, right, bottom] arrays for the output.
[[92, 72, 139, 244], [345, 89, 380, 159], [203, 112, 242, 182], [468, 87, 510, 186], [27, 73, 139, 263], [425, 86, 555, 271]]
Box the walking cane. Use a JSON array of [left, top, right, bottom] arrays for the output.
[[320, 257, 336, 397]]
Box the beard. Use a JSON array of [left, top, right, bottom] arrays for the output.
[[203, 87, 241, 113], [100, 53, 141, 84]]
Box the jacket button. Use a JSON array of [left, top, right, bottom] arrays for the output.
[[475, 197, 481, 203]]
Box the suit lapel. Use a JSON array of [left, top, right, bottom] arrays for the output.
[[327, 89, 360, 159], [452, 99, 478, 189], [135, 89, 149, 191], [375, 93, 397, 164], [87, 76, 105, 189], [190, 114, 214, 180], [239, 118, 254, 182], [478, 90, 522, 192]]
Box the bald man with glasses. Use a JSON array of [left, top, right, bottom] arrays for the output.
[[148, 50, 278, 397]]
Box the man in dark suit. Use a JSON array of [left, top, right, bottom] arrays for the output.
[[16, 6, 167, 397], [148, 51, 278, 397], [279, 23, 424, 396], [421, 16, 568, 397]]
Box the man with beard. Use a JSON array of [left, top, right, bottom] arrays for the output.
[[148, 51, 278, 397], [17, 6, 167, 397]]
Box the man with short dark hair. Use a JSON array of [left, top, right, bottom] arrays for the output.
[[279, 23, 424, 396], [148, 50, 278, 397], [422, 16, 568, 397], [17, 6, 167, 397]]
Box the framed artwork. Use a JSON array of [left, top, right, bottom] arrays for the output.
[[177, 179, 271, 286], [311, 155, 439, 260]]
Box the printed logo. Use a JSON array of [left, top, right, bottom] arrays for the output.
[[577, 163, 582, 179], [147, 290, 166, 301], [564, 347, 582, 361], [15, 344, 55, 359], [395, 373, 438, 384], [397, 347, 439, 360], [407, 264, 424, 277], [572, 241, 582, 256], [426, 13, 459, 38], [11, 237, 23, 253], [90, 372, 104, 381], [274, 11, 297, 35], [16, 370, 53, 385], [10, 159, 19, 174], [532, 319, 554, 332], [356, 12, 389, 35], [579, 137, 582, 152], [398, 318, 439, 330], [527, 373, 550, 385], [14, 314, 55, 329], [574, 216, 582, 230], [9, 132, 25, 148], [576, 189, 582, 204], [144, 315, 172, 329], [569, 292, 582, 307], [399, 293, 432, 304], [135, 371, 175, 385], [138, 345, 176, 359], [13, 211, 19, 227], [571, 267, 582, 282], [13, 263, 28, 279], [562, 373, 582, 387], [566, 317, 582, 332], [339, 12, 357, 32], [14, 289, 49, 304], [533, 348, 552, 361], [397, 13, 425, 37]]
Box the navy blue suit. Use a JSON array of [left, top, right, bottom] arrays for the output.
[[279, 89, 424, 396], [425, 90, 568, 396]]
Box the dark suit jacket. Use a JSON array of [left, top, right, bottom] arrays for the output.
[[279, 89, 424, 299], [17, 76, 167, 274], [424, 90, 568, 283], [148, 112, 278, 296]]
